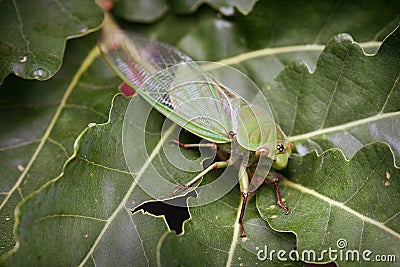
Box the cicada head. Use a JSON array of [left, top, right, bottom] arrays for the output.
[[272, 125, 292, 170]]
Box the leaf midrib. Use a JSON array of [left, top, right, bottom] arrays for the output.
[[211, 41, 381, 68], [288, 111, 400, 143], [78, 123, 177, 266], [282, 179, 400, 239]]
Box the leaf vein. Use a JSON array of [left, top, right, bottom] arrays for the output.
[[0, 139, 40, 152], [78, 124, 177, 266], [12, 0, 36, 66], [288, 111, 400, 142], [128, 209, 150, 266], [289, 71, 304, 136], [282, 179, 400, 239], [35, 214, 107, 223], [47, 137, 69, 158], [379, 73, 400, 114], [78, 157, 131, 175], [383, 211, 400, 225], [208, 42, 381, 69], [319, 47, 350, 129], [65, 104, 108, 120], [320, 203, 332, 247]]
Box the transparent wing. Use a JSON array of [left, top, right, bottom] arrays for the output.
[[231, 99, 276, 192], [248, 154, 273, 192], [231, 98, 276, 151], [99, 16, 232, 143]]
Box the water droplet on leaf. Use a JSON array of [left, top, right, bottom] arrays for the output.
[[33, 68, 49, 79]]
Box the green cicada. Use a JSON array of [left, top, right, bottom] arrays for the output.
[[99, 15, 292, 237]]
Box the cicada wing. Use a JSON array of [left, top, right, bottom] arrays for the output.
[[99, 15, 192, 89], [99, 16, 232, 143], [231, 98, 276, 192], [142, 64, 234, 142], [248, 154, 273, 192], [232, 98, 277, 152]]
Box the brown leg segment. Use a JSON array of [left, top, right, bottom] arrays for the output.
[[169, 139, 217, 149], [238, 165, 250, 237], [273, 181, 290, 214], [238, 192, 248, 237]]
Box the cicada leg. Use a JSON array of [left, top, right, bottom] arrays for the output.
[[238, 164, 249, 237], [265, 172, 289, 214], [172, 161, 229, 195], [169, 139, 217, 149]]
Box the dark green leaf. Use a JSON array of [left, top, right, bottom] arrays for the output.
[[268, 27, 400, 164], [0, 33, 119, 255], [1, 1, 399, 266], [169, 0, 258, 16], [113, 0, 258, 23], [1, 94, 208, 265], [158, 181, 301, 266], [0, 0, 103, 83], [257, 143, 399, 265], [113, 0, 169, 23]]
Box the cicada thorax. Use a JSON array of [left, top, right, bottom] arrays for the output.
[[216, 137, 258, 168]]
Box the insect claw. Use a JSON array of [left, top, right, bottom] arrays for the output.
[[239, 222, 246, 237], [277, 200, 290, 214], [172, 184, 189, 195], [169, 139, 184, 147]]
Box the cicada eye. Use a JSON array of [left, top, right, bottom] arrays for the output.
[[276, 144, 284, 153]]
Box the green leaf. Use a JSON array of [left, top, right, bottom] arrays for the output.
[[121, 0, 399, 86], [0, 0, 103, 83], [158, 181, 301, 266], [1, 95, 163, 266], [0, 33, 119, 255], [168, 0, 258, 16], [113, 0, 169, 23], [1, 94, 209, 265], [269, 27, 400, 164], [113, 0, 258, 22], [254, 26, 400, 266], [257, 143, 399, 265], [1, 1, 400, 266]]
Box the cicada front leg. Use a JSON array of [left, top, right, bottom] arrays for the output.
[[169, 139, 217, 149], [169, 139, 224, 194], [172, 161, 229, 195]]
